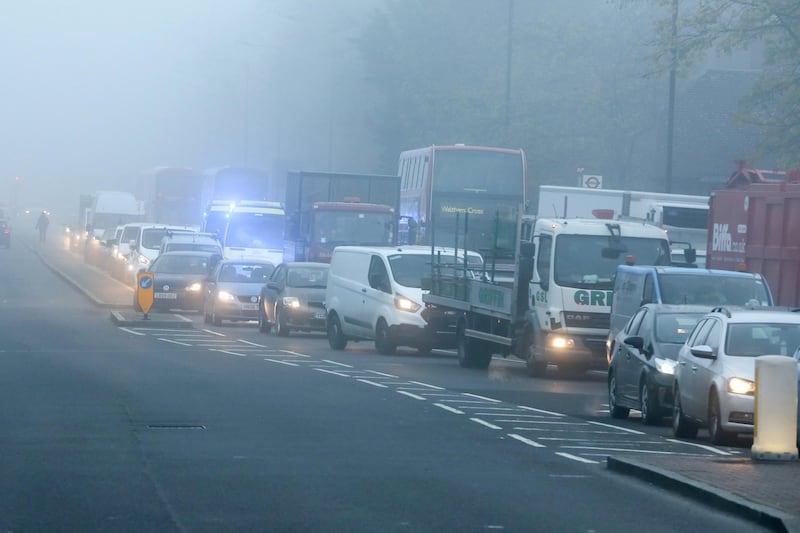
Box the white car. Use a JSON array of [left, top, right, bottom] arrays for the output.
[[673, 306, 800, 444]]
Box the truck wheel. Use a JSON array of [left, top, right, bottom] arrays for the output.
[[327, 312, 348, 350], [524, 333, 547, 377], [375, 319, 396, 355]]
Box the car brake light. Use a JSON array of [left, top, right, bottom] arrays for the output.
[[2, 229, 8, 234]]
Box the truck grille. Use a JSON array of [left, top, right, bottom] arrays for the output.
[[563, 312, 609, 329]]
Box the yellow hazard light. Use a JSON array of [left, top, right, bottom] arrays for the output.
[[736, 263, 748, 272], [625, 255, 636, 265]]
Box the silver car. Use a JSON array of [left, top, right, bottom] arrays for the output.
[[203, 260, 275, 326], [673, 307, 800, 444]]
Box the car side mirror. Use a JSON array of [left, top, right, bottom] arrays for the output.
[[267, 282, 280, 291], [624, 335, 645, 352], [129, 239, 137, 250], [690, 345, 716, 359]]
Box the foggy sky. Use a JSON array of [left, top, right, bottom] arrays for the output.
[[0, 0, 376, 223]]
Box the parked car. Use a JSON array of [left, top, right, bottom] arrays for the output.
[[0, 220, 10, 248], [608, 304, 707, 424], [673, 306, 800, 444], [134, 251, 221, 312], [259, 262, 329, 336], [203, 259, 275, 326]]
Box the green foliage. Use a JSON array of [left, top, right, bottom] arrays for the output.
[[649, 0, 800, 166]]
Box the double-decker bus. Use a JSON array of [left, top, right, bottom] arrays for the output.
[[397, 145, 527, 266], [138, 167, 205, 227]]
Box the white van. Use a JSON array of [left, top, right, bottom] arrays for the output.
[[325, 245, 483, 354], [160, 231, 223, 256], [119, 223, 195, 284]]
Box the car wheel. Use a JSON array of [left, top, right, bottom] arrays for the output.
[[525, 332, 547, 377], [640, 379, 661, 426], [327, 312, 347, 350], [708, 392, 736, 445], [375, 319, 396, 355], [672, 385, 698, 438], [203, 302, 212, 324], [211, 304, 222, 326], [416, 344, 432, 356], [608, 372, 630, 419], [274, 306, 290, 337], [258, 304, 270, 333]]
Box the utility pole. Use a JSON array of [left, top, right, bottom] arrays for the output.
[[665, 0, 679, 193], [504, 0, 514, 133]]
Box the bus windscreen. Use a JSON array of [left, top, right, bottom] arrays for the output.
[[432, 151, 523, 196]]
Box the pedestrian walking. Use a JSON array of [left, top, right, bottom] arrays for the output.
[[35, 210, 49, 243]]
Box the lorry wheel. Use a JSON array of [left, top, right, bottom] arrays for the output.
[[327, 312, 348, 350], [375, 319, 396, 355], [457, 325, 491, 369]]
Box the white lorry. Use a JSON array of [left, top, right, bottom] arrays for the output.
[[538, 185, 708, 266], [422, 215, 672, 376]]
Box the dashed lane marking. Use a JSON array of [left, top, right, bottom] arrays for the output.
[[508, 434, 546, 448], [158, 338, 192, 346], [314, 368, 350, 378], [517, 405, 566, 417], [237, 339, 266, 347], [397, 391, 426, 401], [265, 358, 299, 367], [434, 403, 465, 415], [201, 329, 226, 337], [463, 393, 502, 403], [408, 381, 444, 390], [470, 418, 502, 430], [210, 349, 247, 357], [119, 328, 146, 336], [357, 379, 388, 388], [586, 421, 645, 435], [556, 452, 600, 464], [664, 439, 732, 456], [322, 360, 353, 368]]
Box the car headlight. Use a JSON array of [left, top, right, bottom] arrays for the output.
[[187, 282, 203, 292], [282, 297, 300, 308], [137, 255, 150, 265], [394, 294, 421, 313], [728, 377, 755, 395], [217, 290, 236, 302], [653, 357, 677, 375], [548, 335, 575, 349]]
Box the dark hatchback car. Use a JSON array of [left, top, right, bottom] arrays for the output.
[[259, 262, 329, 336], [0, 220, 10, 248], [203, 259, 275, 326], [608, 304, 708, 425], [134, 251, 221, 312]]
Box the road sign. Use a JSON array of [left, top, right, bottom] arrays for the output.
[[582, 175, 603, 189], [137, 271, 154, 316]]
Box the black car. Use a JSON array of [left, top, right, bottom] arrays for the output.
[[134, 251, 221, 312], [608, 304, 707, 425], [0, 220, 10, 248], [259, 262, 329, 336]]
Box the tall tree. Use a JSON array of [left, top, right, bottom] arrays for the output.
[[649, 0, 800, 167]]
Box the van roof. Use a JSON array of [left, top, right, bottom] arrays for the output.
[[332, 245, 483, 259], [616, 264, 764, 279]]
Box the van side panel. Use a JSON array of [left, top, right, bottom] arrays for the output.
[[328, 249, 372, 337]]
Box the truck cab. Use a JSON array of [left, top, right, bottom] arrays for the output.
[[524, 217, 672, 375]]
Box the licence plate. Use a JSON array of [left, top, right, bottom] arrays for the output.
[[154, 292, 177, 299], [314, 311, 326, 320], [242, 303, 258, 311]]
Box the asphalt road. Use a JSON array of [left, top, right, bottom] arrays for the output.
[[0, 238, 769, 532]]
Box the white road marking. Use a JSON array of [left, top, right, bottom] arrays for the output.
[[664, 439, 732, 456], [513, 421, 587, 426], [397, 391, 426, 401], [462, 393, 501, 403], [556, 452, 600, 464], [434, 403, 465, 415], [470, 418, 502, 430], [586, 421, 645, 435], [322, 360, 353, 368], [517, 405, 566, 417], [460, 407, 520, 412], [438, 400, 496, 404], [367, 370, 398, 378], [561, 446, 686, 455], [357, 379, 388, 388], [508, 433, 546, 448], [264, 358, 298, 367], [211, 349, 247, 357], [539, 438, 663, 444], [201, 329, 226, 337], [237, 339, 266, 347], [408, 381, 444, 390], [280, 350, 311, 357], [158, 338, 192, 346], [314, 368, 350, 378], [119, 327, 145, 336]]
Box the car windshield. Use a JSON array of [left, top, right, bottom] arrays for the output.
[[659, 274, 771, 306], [152, 255, 212, 275], [388, 253, 481, 288], [218, 263, 275, 283], [286, 266, 329, 288], [655, 313, 704, 344], [225, 213, 284, 249], [725, 322, 800, 357], [312, 210, 394, 245], [142, 228, 170, 249]]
